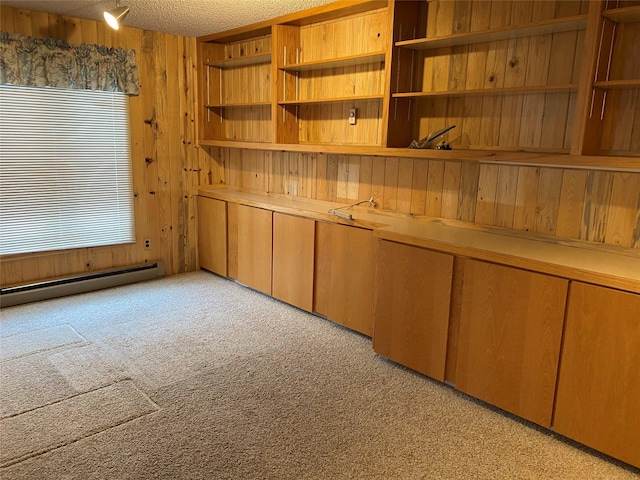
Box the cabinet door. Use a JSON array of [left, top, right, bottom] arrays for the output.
[[456, 260, 568, 428], [272, 213, 315, 311], [554, 283, 640, 468], [314, 222, 376, 336], [373, 240, 453, 381], [235, 205, 272, 295], [197, 196, 227, 276]]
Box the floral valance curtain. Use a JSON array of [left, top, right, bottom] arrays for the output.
[[0, 31, 140, 95]]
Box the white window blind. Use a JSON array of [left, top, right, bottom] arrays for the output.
[[0, 84, 135, 256]]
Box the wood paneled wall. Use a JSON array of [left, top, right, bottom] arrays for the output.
[[0, 6, 200, 287], [202, 147, 640, 248]]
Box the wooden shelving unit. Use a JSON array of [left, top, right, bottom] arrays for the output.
[[194, 4, 640, 467], [387, 1, 590, 151], [572, 1, 640, 156], [273, 3, 390, 146], [196, 0, 639, 159], [198, 29, 273, 143]]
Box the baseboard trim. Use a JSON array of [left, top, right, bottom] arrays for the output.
[[0, 262, 165, 307]]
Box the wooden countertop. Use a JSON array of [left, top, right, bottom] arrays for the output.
[[198, 186, 640, 294]]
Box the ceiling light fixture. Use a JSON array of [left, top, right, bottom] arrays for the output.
[[104, 1, 130, 30]]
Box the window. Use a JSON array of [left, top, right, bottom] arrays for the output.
[[0, 85, 135, 256]]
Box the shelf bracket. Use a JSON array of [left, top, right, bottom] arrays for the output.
[[206, 67, 210, 122]]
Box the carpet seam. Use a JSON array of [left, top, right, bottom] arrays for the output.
[[0, 408, 160, 469], [0, 380, 160, 469], [0, 377, 135, 420], [0, 324, 89, 363]]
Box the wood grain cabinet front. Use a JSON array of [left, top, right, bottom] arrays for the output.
[[314, 222, 377, 336], [455, 259, 568, 428], [373, 240, 454, 381], [197, 196, 227, 276], [272, 212, 315, 311], [227, 203, 273, 295], [554, 282, 640, 468]]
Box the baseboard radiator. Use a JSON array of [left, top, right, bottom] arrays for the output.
[[0, 262, 165, 308]]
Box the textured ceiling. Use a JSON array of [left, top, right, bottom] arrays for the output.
[[1, 0, 335, 38]]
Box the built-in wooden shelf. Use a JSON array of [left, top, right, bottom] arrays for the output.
[[196, 1, 639, 160], [279, 52, 385, 71], [205, 102, 271, 108], [278, 94, 384, 105], [393, 84, 578, 98], [204, 53, 271, 68], [593, 79, 640, 90], [602, 6, 640, 24], [197, 140, 640, 171], [396, 15, 588, 50]]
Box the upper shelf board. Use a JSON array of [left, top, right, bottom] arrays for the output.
[[396, 15, 588, 50], [204, 53, 272, 68], [602, 6, 640, 24], [393, 84, 578, 98], [278, 94, 384, 105], [279, 52, 385, 72], [593, 79, 640, 89], [205, 102, 271, 108]]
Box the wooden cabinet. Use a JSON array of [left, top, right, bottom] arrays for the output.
[[227, 204, 273, 295], [197, 196, 227, 276], [314, 222, 377, 336], [554, 282, 640, 468], [196, 189, 639, 466], [455, 259, 568, 427], [373, 240, 454, 381], [272, 212, 315, 311]]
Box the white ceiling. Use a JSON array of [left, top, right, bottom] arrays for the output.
[[1, 0, 335, 38]]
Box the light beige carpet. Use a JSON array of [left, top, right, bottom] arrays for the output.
[[0, 271, 638, 480], [0, 324, 86, 362], [2, 381, 158, 467]]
